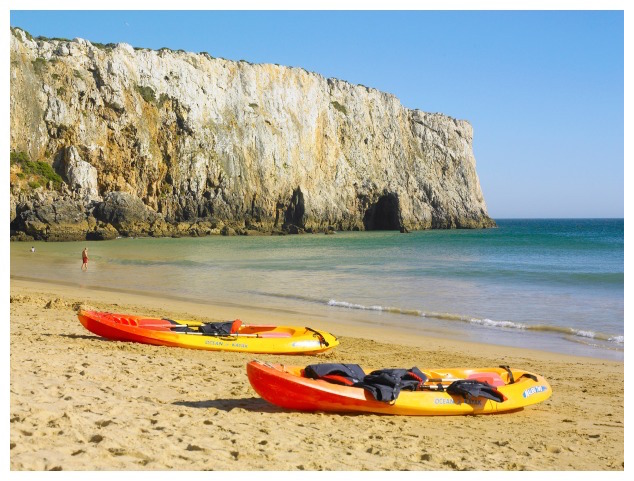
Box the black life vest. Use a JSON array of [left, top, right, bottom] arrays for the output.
[[165, 319, 242, 336], [355, 367, 427, 402], [305, 364, 507, 404], [304, 363, 366, 385], [304, 364, 427, 402], [446, 379, 507, 403], [198, 320, 241, 335]]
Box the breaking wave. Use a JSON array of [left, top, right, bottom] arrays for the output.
[[249, 291, 623, 346], [325, 299, 624, 345]]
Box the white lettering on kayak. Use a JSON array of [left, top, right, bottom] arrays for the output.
[[523, 385, 548, 398], [291, 340, 320, 347], [434, 398, 482, 406]]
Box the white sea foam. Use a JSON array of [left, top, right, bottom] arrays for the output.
[[469, 317, 527, 330], [571, 329, 596, 339], [327, 299, 385, 311], [325, 298, 623, 345]]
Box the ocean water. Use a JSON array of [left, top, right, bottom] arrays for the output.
[[10, 219, 624, 361]]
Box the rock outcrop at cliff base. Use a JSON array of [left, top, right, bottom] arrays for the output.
[[9, 27, 495, 240]]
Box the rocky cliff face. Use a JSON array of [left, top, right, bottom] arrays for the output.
[[10, 28, 495, 240]]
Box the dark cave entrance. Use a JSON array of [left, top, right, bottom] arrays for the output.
[[283, 187, 305, 228], [363, 192, 402, 231]]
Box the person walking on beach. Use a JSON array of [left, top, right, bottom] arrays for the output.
[[81, 247, 89, 271]]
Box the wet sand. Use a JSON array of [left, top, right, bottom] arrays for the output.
[[9, 278, 624, 471]]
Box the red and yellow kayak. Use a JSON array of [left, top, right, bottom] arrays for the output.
[[78, 310, 338, 354], [247, 361, 552, 415]]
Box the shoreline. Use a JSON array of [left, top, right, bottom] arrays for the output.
[[9, 277, 624, 470], [11, 275, 622, 363], [10, 222, 497, 243]]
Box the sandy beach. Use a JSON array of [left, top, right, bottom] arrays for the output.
[[9, 278, 624, 471]]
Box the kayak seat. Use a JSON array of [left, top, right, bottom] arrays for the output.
[[467, 372, 505, 387], [230, 319, 242, 334]]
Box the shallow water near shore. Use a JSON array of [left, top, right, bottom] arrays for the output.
[[11, 219, 624, 361]]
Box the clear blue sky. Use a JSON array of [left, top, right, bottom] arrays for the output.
[[9, 10, 624, 218]]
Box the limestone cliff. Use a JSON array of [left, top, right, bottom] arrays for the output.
[[10, 27, 495, 240]]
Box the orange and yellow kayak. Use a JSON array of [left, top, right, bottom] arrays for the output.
[[247, 360, 552, 415], [78, 310, 338, 354]]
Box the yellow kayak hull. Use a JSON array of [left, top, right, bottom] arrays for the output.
[[78, 310, 338, 354]]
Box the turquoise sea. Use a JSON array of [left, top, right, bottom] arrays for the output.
[[10, 219, 624, 361]]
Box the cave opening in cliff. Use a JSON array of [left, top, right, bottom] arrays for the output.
[[363, 193, 402, 231], [283, 187, 305, 228]]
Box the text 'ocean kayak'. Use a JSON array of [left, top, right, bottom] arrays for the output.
[[78, 310, 338, 354], [247, 361, 552, 415]]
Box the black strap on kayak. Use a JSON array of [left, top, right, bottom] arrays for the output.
[[499, 366, 536, 384], [305, 327, 329, 347], [162, 318, 195, 333], [170, 326, 194, 333], [499, 365, 515, 384], [517, 373, 538, 382]]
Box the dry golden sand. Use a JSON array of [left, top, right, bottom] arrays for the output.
[[9, 279, 624, 471]]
